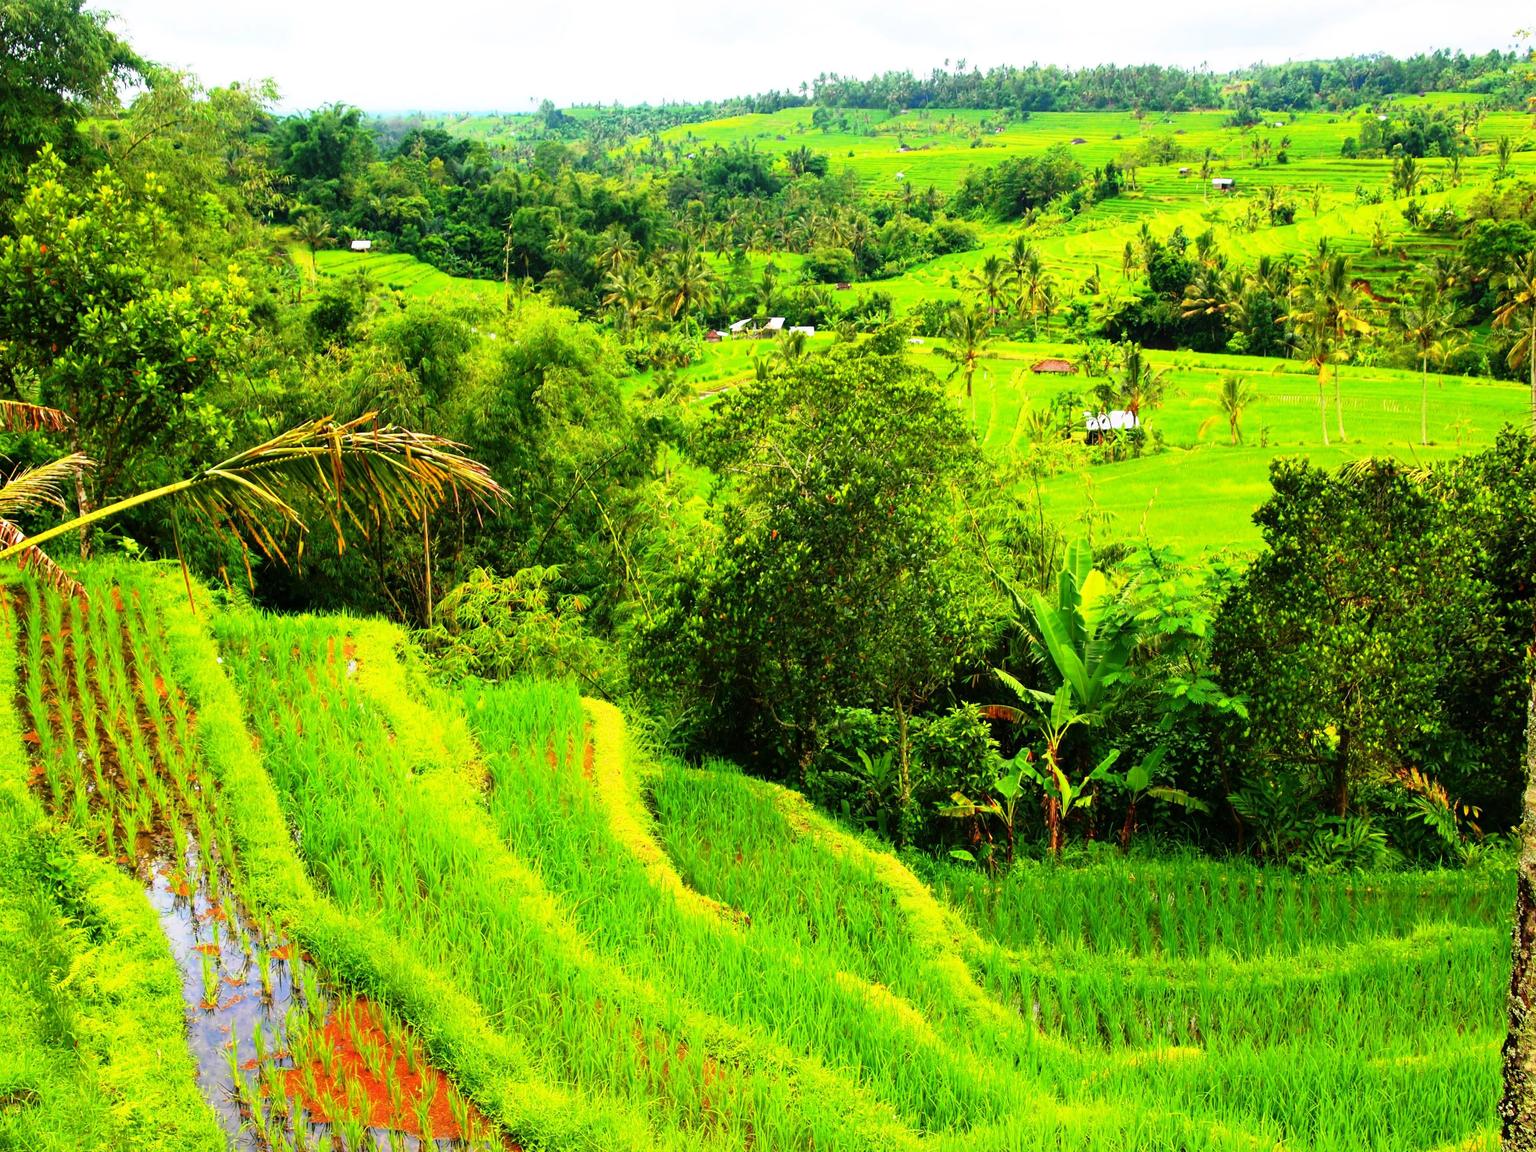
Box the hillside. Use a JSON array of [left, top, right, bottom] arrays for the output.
[[0, 563, 1510, 1151]]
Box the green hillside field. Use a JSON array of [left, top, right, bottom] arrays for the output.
[[0, 563, 1512, 1151]]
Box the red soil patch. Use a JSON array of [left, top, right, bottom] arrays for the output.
[[281, 1000, 503, 1144], [582, 740, 595, 783]]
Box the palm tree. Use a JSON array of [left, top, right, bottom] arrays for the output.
[[1095, 343, 1168, 426], [659, 246, 718, 320], [1010, 249, 1053, 338], [1290, 316, 1338, 448], [1494, 251, 1536, 434], [935, 305, 992, 399], [595, 229, 639, 275], [601, 265, 654, 336], [969, 254, 1008, 316], [0, 409, 504, 603], [294, 211, 332, 277], [1393, 278, 1466, 445], [1201, 374, 1259, 445], [1288, 253, 1371, 442]]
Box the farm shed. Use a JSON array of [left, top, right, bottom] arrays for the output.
[[728, 318, 755, 337], [1031, 358, 1076, 374], [1212, 177, 1235, 191], [1178, 167, 1190, 177], [350, 239, 372, 251], [789, 325, 815, 336], [762, 317, 786, 333]]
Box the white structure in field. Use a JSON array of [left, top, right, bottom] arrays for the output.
[[350, 239, 372, 251], [1084, 409, 1139, 443]]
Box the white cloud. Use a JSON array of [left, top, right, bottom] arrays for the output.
[[97, 0, 1527, 113]]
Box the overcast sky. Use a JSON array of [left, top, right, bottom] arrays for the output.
[[96, 0, 1528, 113]]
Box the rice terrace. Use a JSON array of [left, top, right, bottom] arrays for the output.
[[5, 1, 1536, 1150]]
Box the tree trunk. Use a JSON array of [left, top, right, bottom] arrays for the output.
[[1529, 314, 1536, 438], [72, 469, 94, 561], [1120, 796, 1138, 853], [1334, 729, 1351, 817], [894, 700, 912, 842], [1421, 355, 1429, 446], [1318, 371, 1331, 448], [1500, 656, 1536, 1147], [1334, 363, 1348, 442]]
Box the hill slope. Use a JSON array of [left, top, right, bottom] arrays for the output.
[[0, 563, 1511, 1150]]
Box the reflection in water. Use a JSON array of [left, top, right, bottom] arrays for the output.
[[149, 842, 482, 1151]]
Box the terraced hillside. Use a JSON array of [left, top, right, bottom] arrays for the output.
[[0, 563, 1511, 1150]]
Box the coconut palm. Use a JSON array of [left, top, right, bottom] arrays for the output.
[[0, 410, 505, 601], [969, 254, 1008, 316], [935, 304, 992, 399], [1289, 316, 1340, 448], [294, 211, 332, 277], [1200, 374, 1259, 445], [1288, 252, 1371, 442], [658, 246, 718, 320], [1393, 279, 1467, 445], [1494, 251, 1536, 434], [601, 265, 654, 336], [1010, 249, 1053, 338]]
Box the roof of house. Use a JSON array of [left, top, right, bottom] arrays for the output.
[[728, 317, 755, 332], [789, 325, 815, 335], [350, 239, 372, 250], [763, 316, 786, 331], [1031, 358, 1076, 374]]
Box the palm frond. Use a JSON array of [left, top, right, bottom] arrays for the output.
[[0, 400, 70, 434], [0, 455, 92, 519], [0, 414, 507, 571], [0, 519, 83, 597], [173, 414, 508, 562]]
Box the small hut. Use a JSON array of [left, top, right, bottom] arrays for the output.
[[350, 239, 373, 252], [1212, 177, 1235, 192], [1031, 358, 1076, 375]]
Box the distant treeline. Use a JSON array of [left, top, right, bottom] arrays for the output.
[[807, 50, 1530, 113]]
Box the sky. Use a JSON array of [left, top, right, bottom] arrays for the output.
[[96, 0, 1529, 113]]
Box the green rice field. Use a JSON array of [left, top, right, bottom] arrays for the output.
[[0, 563, 1514, 1150]]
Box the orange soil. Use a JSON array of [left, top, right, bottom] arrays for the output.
[[280, 999, 501, 1144]]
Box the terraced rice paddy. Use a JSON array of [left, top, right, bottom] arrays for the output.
[[0, 564, 1513, 1151]]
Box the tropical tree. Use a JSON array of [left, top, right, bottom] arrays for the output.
[[1200, 373, 1259, 446], [935, 304, 993, 399], [659, 245, 718, 320], [294, 209, 332, 276], [1494, 251, 1536, 434], [1010, 248, 1054, 338], [0, 409, 504, 599], [1393, 278, 1466, 445], [1288, 252, 1371, 443], [601, 264, 654, 336], [969, 254, 1008, 316]]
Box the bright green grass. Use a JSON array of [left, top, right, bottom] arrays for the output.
[[670, 335, 1529, 551], [652, 759, 1506, 1151], [308, 247, 508, 306], [0, 571, 1512, 1151], [0, 586, 224, 1152]]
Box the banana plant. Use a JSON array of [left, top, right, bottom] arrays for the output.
[[1096, 745, 1211, 851], [944, 683, 1122, 861], [1023, 538, 1138, 716]]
